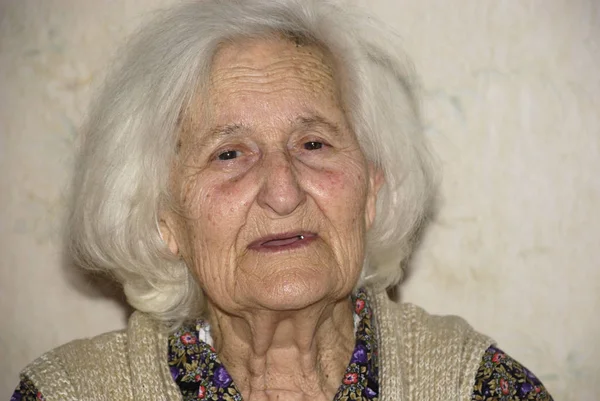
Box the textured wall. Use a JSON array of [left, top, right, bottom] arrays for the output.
[[1, 1, 599, 399]]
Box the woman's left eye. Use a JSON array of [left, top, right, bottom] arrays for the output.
[[217, 150, 242, 160], [303, 141, 324, 150]]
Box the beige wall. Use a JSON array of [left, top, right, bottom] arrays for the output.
[[1, 1, 598, 399]]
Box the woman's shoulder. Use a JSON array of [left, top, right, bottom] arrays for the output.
[[397, 301, 489, 337], [12, 328, 130, 401], [369, 290, 554, 400], [370, 289, 494, 349], [387, 299, 494, 373], [20, 327, 131, 395], [23, 314, 141, 374], [390, 303, 554, 399], [14, 311, 175, 401]]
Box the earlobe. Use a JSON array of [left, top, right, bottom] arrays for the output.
[[158, 215, 180, 256], [365, 165, 385, 230]]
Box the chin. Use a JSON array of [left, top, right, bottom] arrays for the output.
[[249, 271, 343, 311], [237, 248, 358, 311]]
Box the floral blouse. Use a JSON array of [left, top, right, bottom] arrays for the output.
[[11, 290, 553, 401]]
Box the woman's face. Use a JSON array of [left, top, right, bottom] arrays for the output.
[[163, 37, 382, 314]]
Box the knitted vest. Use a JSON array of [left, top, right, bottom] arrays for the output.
[[22, 289, 493, 400]]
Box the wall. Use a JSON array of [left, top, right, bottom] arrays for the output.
[[1, 1, 598, 399]]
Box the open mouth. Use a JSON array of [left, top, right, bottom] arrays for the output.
[[249, 232, 317, 252]]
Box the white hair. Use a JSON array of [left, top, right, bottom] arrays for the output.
[[69, 0, 437, 324]]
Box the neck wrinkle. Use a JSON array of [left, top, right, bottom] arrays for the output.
[[207, 297, 355, 400]]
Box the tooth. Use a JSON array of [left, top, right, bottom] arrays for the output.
[[299, 235, 304, 240]]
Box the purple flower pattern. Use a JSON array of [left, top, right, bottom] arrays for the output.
[[472, 346, 554, 400], [10, 377, 44, 401]]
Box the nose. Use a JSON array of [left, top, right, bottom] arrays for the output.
[[257, 150, 306, 216]]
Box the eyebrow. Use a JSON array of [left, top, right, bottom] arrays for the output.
[[202, 113, 341, 142], [294, 114, 341, 136], [205, 123, 247, 141]]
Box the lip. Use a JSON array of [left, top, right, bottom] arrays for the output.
[[248, 231, 318, 252]]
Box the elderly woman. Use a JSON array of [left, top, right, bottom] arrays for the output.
[[12, 1, 553, 400]]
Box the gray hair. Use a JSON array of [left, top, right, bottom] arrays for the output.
[[69, 0, 436, 324]]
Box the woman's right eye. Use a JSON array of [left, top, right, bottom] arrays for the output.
[[303, 141, 324, 150], [217, 150, 241, 160]]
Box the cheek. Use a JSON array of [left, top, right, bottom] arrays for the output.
[[319, 170, 345, 190], [307, 165, 369, 222], [182, 178, 255, 282], [194, 175, 255, 232]]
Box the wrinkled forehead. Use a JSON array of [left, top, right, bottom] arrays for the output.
[[211, 34, 337, 85], [179, 34, 345, 135]]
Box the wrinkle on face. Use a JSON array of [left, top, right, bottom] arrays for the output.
[[166, 34, 381, 334], [159, 36, 384, 400], [209, 40, 338, 102]]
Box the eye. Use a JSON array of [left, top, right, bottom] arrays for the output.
[[303, 141, 324, 150], [217, 150, 242, 160]]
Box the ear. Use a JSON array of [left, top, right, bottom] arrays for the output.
[[365, 163, 385, 230], [158, 212, 180, 256]]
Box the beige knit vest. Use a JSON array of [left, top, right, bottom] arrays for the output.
[[22, 289, 493, 400]]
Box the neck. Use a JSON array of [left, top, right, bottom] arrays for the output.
[[207, 297, 355, 401]]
